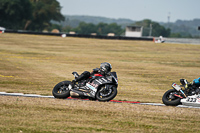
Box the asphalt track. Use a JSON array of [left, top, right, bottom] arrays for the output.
[[1, 92, 200, 109]]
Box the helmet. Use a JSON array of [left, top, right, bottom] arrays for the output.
[[100, 62, 112, 74]]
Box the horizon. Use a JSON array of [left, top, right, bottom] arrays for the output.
[[62, 14, 200, 23], [57, 0, 200, 23]]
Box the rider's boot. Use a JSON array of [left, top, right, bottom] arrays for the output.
[[72, 71, 90, 88], [72, 73, 85, 83], [73, 71, 90, 83]]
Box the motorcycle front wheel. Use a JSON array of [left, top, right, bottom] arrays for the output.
[[162, 89, 181, 106], [96, 85, 117, 102], [52, 81, 71, 99]]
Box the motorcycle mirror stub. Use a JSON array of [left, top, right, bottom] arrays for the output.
[[72, 72, 79, 78], [184, 79, 188, 85]]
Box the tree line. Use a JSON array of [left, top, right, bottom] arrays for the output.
[[0, 0, 64, 31], [60, 22, 124, 36], [60, 19, 171, 37], [1, 0, 177, 37], [58, 15, 200, 38]]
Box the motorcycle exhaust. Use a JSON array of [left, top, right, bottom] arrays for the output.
[[70, 91, 79, 97], [70, 90, 84, 97]]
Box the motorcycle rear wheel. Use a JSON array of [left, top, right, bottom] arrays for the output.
[[96, 85, 117, 102], [162, 89, 181, 106], [52, 81, 71, 99]]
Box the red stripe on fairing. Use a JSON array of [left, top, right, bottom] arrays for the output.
[[174, 94, 183, 98], [94, 74, 103, 77]]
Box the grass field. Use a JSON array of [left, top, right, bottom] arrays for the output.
[[0, 33, 200, 132]]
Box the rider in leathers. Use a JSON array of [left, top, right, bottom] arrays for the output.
[[72, 62, 112, 86], [184, 77, 200, 89]]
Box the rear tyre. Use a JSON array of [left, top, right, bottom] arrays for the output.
[[52, 81, 71, 99], [96, 85, 117, 102], [162, 89, 181, 106]]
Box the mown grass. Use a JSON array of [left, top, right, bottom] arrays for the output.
[[1, 96, 200, 133], [0, 33, 200, 132]]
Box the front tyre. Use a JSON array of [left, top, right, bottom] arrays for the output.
[[162, 89, 181, 106], [52, 81, 71, 99], [96, 85, 117, 102]]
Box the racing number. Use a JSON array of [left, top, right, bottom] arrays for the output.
[[186, 98, 197, 102]]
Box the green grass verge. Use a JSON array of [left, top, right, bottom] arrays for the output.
[[0, 33, 200, 132]]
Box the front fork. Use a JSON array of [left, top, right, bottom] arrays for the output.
[[179, 90, 187, 98], [173, 90, 187, 98]]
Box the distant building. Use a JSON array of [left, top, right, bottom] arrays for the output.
[[125, 26, 143, 37], [107, 33, 115, 36], [51, 29, 59, 33], [91, 33, 97, 36], [69, 31, 76, 34]]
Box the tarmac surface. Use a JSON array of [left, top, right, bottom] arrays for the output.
[[1, 92, 200, 109]]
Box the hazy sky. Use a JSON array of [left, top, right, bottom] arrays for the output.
[[57, 0, 199, 22]]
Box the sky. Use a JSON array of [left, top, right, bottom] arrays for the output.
[[57, 0, 200, 23]]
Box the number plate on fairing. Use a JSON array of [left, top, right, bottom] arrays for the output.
[[172, 82, 181, 91], [181, 95, 200, 107], [86, 83, 97, 92]]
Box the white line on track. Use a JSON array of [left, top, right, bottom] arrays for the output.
[[0, 92, 200, 109]]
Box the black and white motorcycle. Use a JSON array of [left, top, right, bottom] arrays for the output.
[[52, 71, 118, 102], [162, 79, 200, 107]]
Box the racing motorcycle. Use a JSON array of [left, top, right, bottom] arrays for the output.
[[52, 71, 118, 102], [162, 78, 200, 106]]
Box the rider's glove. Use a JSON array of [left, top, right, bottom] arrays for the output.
[[185, 84, 188, 89], [93, 68, 100, 73], [185, 82, 193, 89]]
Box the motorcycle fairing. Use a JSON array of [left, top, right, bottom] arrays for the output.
[[181, 95, 200, 107], [73, 75, 116, 98]]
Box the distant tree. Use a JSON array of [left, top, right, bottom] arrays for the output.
[[74, 22, 97, 34], [169, 32, 193, 38], [169, 33, 182, 38], [62, 25, 73, 32], [133, 19, 171, 37], [97, 23, 123, 35], [47, 24, 62, 32], [26, 0, 65, 31], [97, 23, 107, 35], [109, 23, 125, 35], [163, 22, 197, 38], [73, 22, 124, 35], [152, 22, 171, 37], [0, 0, 33, 29]]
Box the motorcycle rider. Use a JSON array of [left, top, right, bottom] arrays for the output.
[[72, 62, 112, 85], [183, 77, 200, 88], [192, 77, 200, 85]]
